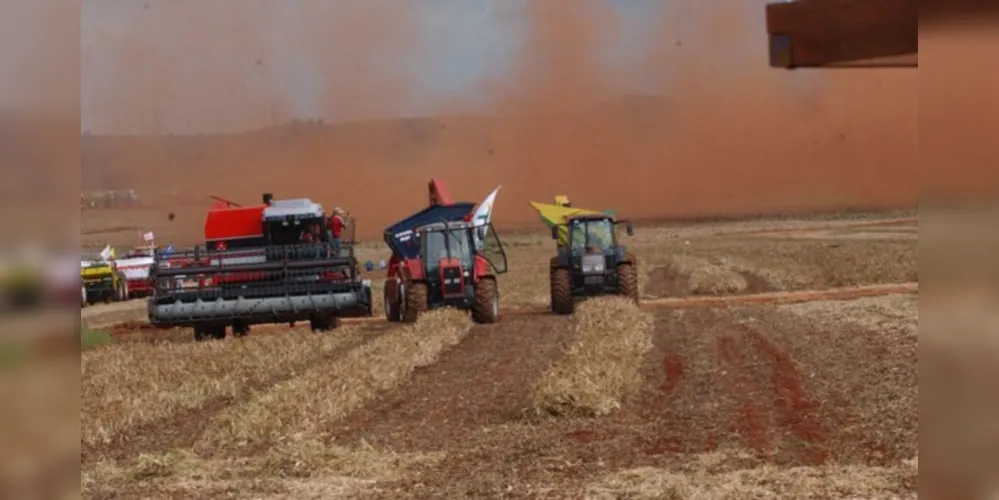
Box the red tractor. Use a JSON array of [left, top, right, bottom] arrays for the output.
[[382, 179, 508, 324]]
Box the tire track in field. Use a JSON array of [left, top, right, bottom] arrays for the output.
[[82, 323, 392, 463], [329, 314, 575, 451]]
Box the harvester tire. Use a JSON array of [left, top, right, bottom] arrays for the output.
[[194, 325, 225, 341], [403, 282, 428, 323], [472, 277, 499, 324], [310, 315, 338, 333], [617, 262, 639, 303], [550, 268, 574, 315]]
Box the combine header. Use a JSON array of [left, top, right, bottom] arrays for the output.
[[530, 196, 638, 315], [147, 193, 372, 340], [382, 180, 507, 324]]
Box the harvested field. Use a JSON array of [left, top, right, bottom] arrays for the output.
[[80, 213, 919, 498]]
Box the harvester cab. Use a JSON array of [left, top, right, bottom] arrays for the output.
[[147, 193, 372, 341], [548, 213, 638, 314], [383, 179, 507, 324]]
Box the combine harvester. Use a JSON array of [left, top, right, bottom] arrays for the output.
[[529, 195, 639, 315], [147, 193, 372, 340], [382, 179, 508, 324]]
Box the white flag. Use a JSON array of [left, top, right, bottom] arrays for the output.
[[142, 231, 155, 242], [99, 245, 112, 261]]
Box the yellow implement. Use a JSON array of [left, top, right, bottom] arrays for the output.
[[528, 201, 603, 247]]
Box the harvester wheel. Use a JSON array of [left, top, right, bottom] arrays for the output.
[[311, 315, 339, 332], [403, 282, 428, 323], [617, 262, 639, 303], [232, 321, 250, 337], [472, 277, 499, 324], [550, 268, 574, 315], [194, 325, 226, 341]]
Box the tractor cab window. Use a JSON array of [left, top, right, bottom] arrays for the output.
[[422, 227, 473, 274], [265, 217, 327, 246], [569, 219, 615, 255]]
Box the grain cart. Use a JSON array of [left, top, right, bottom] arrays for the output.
[[147, 193, 372, 340], [383, 179, 507, 324], [530, 201, 638, 314]]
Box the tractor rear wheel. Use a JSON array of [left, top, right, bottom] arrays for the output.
[[472, 277, 499, 324], [617, 262, 639, 303], [550, 268, 574, 315], [403, 282, 428, 323]]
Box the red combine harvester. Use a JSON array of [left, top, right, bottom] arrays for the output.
[[147, 193, 373, 340], [382, 179, 508, 324]]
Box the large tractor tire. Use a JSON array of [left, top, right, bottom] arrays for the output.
[[472, 277, 500, 324], [550, 268, 574, 315], [403, 282, 428, 323], [617, 261, 639, 303]]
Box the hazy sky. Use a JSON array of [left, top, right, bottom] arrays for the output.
[[80, 0, 671, 135]]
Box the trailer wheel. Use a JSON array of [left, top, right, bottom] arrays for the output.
[[403, 282, 428, 323], [384, 282, 401, 322], [550, 268, 574, 315], [472, 277, 499, 324], [617, 262, 639, 303]]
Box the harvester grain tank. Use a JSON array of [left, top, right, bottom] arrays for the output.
[[382, 179, 508, 324], [146, 193, 372, 340], [529, 198, 639, 314]]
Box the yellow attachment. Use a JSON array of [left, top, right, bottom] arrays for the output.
[[81, 263, 114, 281], [529, 201, 603, 247]]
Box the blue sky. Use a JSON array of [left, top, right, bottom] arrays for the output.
[[80, 0, 675, 134]]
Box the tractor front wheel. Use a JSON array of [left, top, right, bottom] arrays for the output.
[[403, 282, 428, 323], [550, 268, 574, 315], [472, 277, 499, 324], [617, 262, 639, 303], [384, 280, 402, 322]]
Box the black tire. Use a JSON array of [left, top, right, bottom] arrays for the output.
[[120, 277, 130, 301], [471, 277, 499, 324], [310, 315, 338, 333], [403, 282, 428, 323], [617, 261, 639, 303], [550, 268, 574, 315], [384, 281, 401, 322], [232, 322, 250, 337]]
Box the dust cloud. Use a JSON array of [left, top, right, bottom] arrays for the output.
[[82, 0, 918, 241]]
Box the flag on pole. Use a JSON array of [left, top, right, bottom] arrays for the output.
[[142, 231, 155, 242]]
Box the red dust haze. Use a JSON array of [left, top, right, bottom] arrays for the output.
[[82, 0, 919, 241]]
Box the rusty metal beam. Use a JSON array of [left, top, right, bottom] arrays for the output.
[[766, 0, 917, 68]]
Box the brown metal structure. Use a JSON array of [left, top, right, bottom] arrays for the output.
[[765, 0, 917, 68]]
